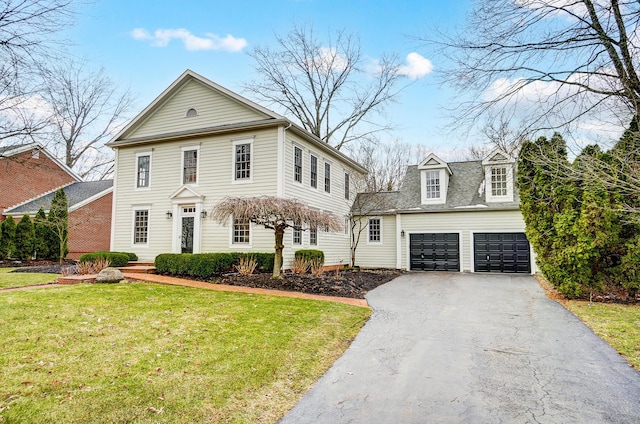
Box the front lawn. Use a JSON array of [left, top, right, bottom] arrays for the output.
[[0, 268, 58, 289], [0, 283, 370, 423], [565, 301, 640, 369]]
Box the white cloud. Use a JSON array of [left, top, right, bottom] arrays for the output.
[[397, 53, 433, 80], [130, 28, 247, 52]]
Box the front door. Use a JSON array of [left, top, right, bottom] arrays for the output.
[[180, 206, 196, 253]]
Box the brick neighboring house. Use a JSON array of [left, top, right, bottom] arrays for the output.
[[1, 143, 113, 260]]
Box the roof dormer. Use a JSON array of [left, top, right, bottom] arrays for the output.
[[418, 153, 451, 205], [482, 149, 515, 203]]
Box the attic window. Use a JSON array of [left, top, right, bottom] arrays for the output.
[[186, 108, 198, 117]]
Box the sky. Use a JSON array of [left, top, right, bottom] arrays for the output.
[[62, 0, 476, 159]]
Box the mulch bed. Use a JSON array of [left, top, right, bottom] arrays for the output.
[[0, 260, 70, 274], [212, 269, 404, 299]]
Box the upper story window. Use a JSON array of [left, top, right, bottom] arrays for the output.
[[136, 153, 151, 188], [324, 162, 331, 193], [182, 147, 198, 184], [234, 142, 251, 181], [491, 167, 508, 196], [368, 217, 381, 243], [344, 173, 350, 200], [310, 154, 318, 188], [294, 146, 302, 183], [425, 170, 440, 199]]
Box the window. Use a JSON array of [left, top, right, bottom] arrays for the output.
[[324, 162, 331, 193], [309, 226, 317, 246], [136, 154, 150, 188], [293, 221, 302, 245], [233, 218, 250, 244], [182, 148, 198, 184], [134, 209, 149, 245], [344, 173, 350, 200], [368, 217, 381, 243], [491, 167, 508, 197], [310, 155, 318, 188], [425, 170, 440, 199], [344, 217, 350, 235], [235, 143, 251, 180], [294, 146, 302, 183]]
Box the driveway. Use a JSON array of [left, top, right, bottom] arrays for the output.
[[280, 273, 640, 423]]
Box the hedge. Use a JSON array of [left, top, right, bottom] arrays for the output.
[[294, 249, 324, 263], [154, 252, 275, 277], [78, 252, 130, 267]]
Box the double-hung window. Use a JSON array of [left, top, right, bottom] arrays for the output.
[[294, 146, 302, 183], [344, 173, 350, 200], [182, 148, 198, 184], [133, 209, 149, 245], [293, 221, 302, 245], [309, 226, 317, 246], [136, 154, 150, 188], [368, 217, 381, 243], [324, 162, 331, 193], [491, 167, 508, 197], [310, 154, 318, 188], [232, 218, 250, 244], [234, 142, 251, 181], [425, 170, 440, 199]]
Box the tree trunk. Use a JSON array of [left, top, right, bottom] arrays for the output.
[[273, 228, 285, 279]]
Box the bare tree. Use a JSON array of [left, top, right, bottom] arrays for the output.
[[427, 0, 640, 142], [244, 24, 404, 150], [212, 196, 343, 278], [40, 60, 132, 180], [0, 0, 76, 143]]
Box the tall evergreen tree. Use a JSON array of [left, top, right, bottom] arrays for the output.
[[33, 207, 49, 260], [47, 188, 69, 263], [0, 216, 17, 259], [14, 214, 35, 261]]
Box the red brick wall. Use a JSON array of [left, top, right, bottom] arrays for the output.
[[67, 192, 112, 260], [0, 150, 76, 218]]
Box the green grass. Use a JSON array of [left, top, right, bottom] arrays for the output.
[[565, 301, 640, 369], [0, 283, 370, 423], [0, 268, 58, 289]]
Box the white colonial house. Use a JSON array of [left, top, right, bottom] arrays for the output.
[[353, 150, 536, 274], [107, 70, 366, 267]]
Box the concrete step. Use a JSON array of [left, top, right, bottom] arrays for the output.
[[118, 265, 156, 274], [128, 261, 155, 267]]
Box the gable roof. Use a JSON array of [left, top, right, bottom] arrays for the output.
[[0, 142, 82, 182], [4, 180, 113, 215], [106, 69, 367, 174]]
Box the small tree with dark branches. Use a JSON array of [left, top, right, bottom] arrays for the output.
[[212, 196, 342, 278]]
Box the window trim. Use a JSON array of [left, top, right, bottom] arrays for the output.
[[310, 153, 318, 189], [420, 168, 447, 205], [181, 145, 200, 185], [367, 216, 382, 244], [293, 145, 303, 184], [229, 216, 252, 247], [232, 138, 253, 184], [135, 152, 152, 190], [324, 161, 331, 194], [424, 170, 440, 200], [132, 207, 151, 247], [485, 165, 514, 202]]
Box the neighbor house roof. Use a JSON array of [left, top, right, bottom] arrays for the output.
[[0, 141, 82, 182], [4, 180, 113, 215]]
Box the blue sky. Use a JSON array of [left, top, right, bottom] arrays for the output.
[[64, 0, 472, 157]]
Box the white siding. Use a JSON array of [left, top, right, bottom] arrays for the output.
[[352, 215, 398, 269], [129, 79, 266, 139]]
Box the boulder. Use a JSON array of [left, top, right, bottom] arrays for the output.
[[96, 267, 124, 284]]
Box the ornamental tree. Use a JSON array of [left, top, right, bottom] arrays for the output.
[[212, 196, 342, 278]]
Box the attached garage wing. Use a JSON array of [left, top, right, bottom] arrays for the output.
[[410, 233, 460, 271], [474, 233, 531, 273]]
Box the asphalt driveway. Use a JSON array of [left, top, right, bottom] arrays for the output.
[[280, 273, 640, 423]]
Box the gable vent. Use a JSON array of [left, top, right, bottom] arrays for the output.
[[186, 108, 198, 117]]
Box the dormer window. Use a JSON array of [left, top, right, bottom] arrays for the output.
[[186, 108, 198, 117], [418, 153, 451, 205], [483, 149, 515, 202]]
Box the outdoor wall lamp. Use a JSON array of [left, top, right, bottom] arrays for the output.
[[201, 210, 208, 219], [401, 230, 405, 237], [166, 211, 173, 219]]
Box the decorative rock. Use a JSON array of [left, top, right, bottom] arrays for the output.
[[96, 267, 124, 284]]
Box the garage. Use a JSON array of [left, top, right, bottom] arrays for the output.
[[410, 233, 460, 271], [474, 233, 531, 273]]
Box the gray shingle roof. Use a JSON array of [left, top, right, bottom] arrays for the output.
[[5, 180, 113, 214], [352, 191, 400, 215], [353, 160, 521, 214]]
